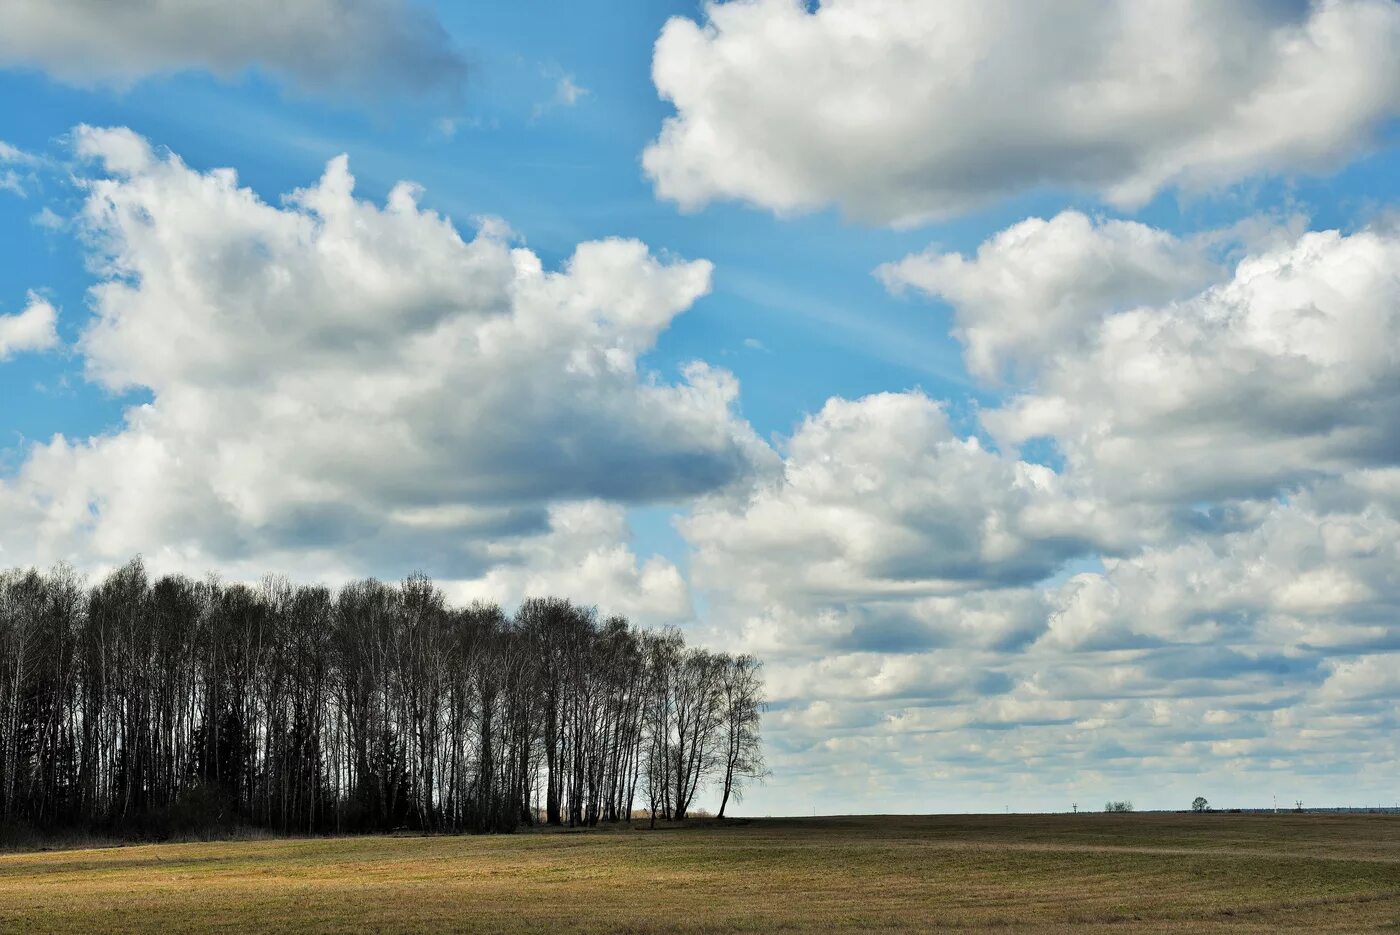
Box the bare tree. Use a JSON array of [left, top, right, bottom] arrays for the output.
[[716, 655, 767, 819], [0, 560, 766, 842]]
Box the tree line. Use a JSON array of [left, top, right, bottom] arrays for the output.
[[0, 560, 765, 840]]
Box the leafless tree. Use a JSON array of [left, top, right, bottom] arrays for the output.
[[0, 560, 766, 842], [716, 655, 767, 819]]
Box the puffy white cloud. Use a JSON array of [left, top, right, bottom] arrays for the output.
[[0, 292, 59, 360], [0, 128, 770, 597], [987, 226, 1400, 503], [1043, 497, 1400, 653], [1319, 653, 1400, 702], [0, 0, 465, 96], [878, 211, 1222, 380], [644, 0, 1400, 225], [446, 501, 692, 626], [683, 391, 1121, 615]]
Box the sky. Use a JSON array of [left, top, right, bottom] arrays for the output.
[[1, 0, 1399, 817]]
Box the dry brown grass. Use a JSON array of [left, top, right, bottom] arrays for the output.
[[2, 813, 1398, 933]]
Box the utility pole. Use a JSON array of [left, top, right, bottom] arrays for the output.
[[1072, 803, 1078, 814]]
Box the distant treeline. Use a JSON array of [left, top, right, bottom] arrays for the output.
[[0, 561, 765, 840]]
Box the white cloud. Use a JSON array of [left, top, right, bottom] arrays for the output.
[[878, 211, 1222, 380], [1042, 497, 1400, 653], [678, 390, 1201, 698], [683, 391, 1119, 615], [0, 292, 59, 360], [987, 225, 1400, 503], [447, 501, 691, 626], [0, 128, 771, 601], [1320, 653, 1400, 702], [644, 0, 1400, 225], [0, 0, 466, 96]]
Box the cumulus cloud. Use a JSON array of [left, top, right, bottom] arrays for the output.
[[644, 0, 1400, 225], [680, 389, 1197, 671], [0, 128, 770, 597], [683, 391, 1118, 614], [878, 211, 1222, 380], [0, 0, 466, 97], [0, 292, 60, 360], [1043, 497, 1400, 653], [735, 492, 1400, 814], [447, 500, 691, 626], [1320, 653, 1400, 702], [987, 226, 1400, 503]]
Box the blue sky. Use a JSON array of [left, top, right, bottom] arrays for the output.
[[2, 0, 1400, 816]]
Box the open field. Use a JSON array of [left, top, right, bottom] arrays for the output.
[[2, 813, 1398, 933]]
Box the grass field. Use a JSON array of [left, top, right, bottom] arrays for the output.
[[2, 813, 1398, 933]]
